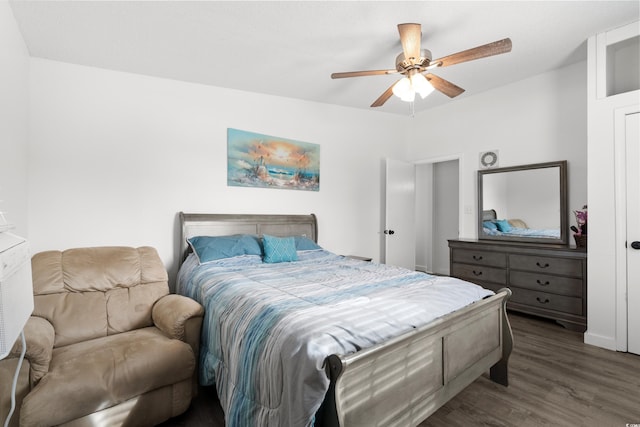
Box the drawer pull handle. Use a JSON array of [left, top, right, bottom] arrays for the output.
[[536, 262, 550, 269], [536, 297, 550, 304], [536, 279, 550, 286], [472, 270, 483, 276], [472, 255, 483, 261]]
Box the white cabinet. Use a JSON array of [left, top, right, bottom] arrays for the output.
[[0, 231, 33, 358]]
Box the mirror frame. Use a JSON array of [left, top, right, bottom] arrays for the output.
[[478, 160, 568, 245]]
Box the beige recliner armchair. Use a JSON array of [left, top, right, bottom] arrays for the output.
[[0, 246, 204, 427]]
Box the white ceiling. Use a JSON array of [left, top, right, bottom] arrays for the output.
[[9, 1, 640, 115]]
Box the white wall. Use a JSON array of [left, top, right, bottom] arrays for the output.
[[482, 173, 508, 219], [27, 59, 409, 282], [483, 168, 561, 229], [26, 58, 589, 284], [0, 2, 29, 235], [408, 61, 588, 242]]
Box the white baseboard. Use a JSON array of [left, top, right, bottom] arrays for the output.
[[584, 331, 617, 351], [415, 264, 429, 273]]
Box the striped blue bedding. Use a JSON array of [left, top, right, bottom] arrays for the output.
[[177, 249, 493, 426], [483, 226, 561, 238]]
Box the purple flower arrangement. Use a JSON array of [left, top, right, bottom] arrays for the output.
[[572, 205, 587, 236], [571, 205, 587, 248]]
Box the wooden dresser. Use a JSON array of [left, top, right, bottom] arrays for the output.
[[448, 239, 587, 332]]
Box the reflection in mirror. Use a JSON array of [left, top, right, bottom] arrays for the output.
[[478, 161, 568, 245]]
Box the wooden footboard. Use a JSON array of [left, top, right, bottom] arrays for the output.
[[319, 288, 512, 427]]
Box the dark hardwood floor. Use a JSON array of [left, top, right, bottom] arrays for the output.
[[160, 313, 640, 426]]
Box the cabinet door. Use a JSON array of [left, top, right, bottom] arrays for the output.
[[625, 111, 640, 355]]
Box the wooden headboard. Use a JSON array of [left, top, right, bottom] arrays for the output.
[[482, 209, 497, 221], [178, 212, 318, 261]]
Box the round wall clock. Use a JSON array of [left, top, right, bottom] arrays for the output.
[[479, 150, 499, 169]]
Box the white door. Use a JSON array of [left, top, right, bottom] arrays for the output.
[[384, 158, 415, 269], [626, 112, 640, 355]]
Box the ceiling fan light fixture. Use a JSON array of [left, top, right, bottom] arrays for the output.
[[411, 73, 434, 99], [392, 77, 415, 102], [392, 72, 433, 102]]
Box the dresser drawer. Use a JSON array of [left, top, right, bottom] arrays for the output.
[[509, 254, 583, 277], [451, 263, 507, 285], [451, 249, 507, 268], [510, 271, 583, 297], [510, 287, 582, 315]]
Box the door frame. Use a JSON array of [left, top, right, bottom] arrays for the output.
[[415, 152, 466, 237], [387, 152, 465, 271], [414, 153, 465, 274], [614, 104, 640, 351]]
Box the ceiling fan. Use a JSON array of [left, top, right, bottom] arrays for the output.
[[331, 23, 512, 107]]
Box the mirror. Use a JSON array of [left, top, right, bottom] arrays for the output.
[[478, 161, 568, 245]]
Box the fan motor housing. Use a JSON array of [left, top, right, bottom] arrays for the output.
[[396, 49, 432, 72]]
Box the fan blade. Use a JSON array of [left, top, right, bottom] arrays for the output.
[[398, 23, 421, 64], [371, 81, 398, 107], [331, 69, 398, 79], [425, 73, 465, 98], [431, 38, 512, 68]]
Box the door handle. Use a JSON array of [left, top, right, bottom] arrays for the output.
[[384, 230, 395, 235], [631, 241, 640, 250]]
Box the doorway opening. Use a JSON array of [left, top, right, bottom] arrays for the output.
[[416, 159, 460, 275]]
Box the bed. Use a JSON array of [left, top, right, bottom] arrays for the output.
[[482, 209, 561, 239], [176, 212, 513, 427]]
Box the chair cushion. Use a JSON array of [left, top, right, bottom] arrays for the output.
[[20, 327, 194, 427], [31, 247, 170, 347]]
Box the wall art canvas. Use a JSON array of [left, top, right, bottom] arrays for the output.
[[227, 128, 320, 191]]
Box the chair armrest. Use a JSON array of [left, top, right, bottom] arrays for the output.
[[152, 294, 204, 341], [8, 316, 55, 385]]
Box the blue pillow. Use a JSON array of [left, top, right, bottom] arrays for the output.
[[495, 219, 512, 232], [188, 234, 262, 264], [294, 235, 322, 251], [483, 221, 498, 230], [263, 235, 298, 263]]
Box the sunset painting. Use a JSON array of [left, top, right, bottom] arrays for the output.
[[227, 128, 320, 191]]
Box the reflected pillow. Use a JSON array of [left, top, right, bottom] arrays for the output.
[[263, 235, 298, 263], [188, 234, 262, 264], [294, 235, 322, 251], [495, 219, 512, 232], [508, 218, 528, 229], [483, 221, 498, 230]]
